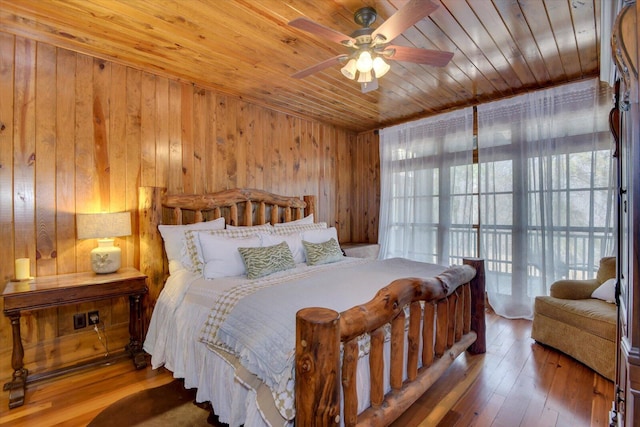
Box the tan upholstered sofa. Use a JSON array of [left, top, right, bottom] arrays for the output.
[[531, 257, 617, 380]]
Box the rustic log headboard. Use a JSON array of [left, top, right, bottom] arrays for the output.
[[138, 186, 316, 324]]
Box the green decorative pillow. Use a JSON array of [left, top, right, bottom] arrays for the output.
[[238, 241, 295, 279], [302, 238, 344, 266]]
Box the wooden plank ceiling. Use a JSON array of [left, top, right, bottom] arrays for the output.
[[0, 0, 601, 133]]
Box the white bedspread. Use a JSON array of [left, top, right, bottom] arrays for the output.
[[144, 257, 454, 427], [200, 257, 448, 420]]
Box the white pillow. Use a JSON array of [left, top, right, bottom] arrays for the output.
[[273, 222, 327, 235], [168, 259, 186, 274], [591, 278, 616, 303], [199, 233, 262, 279], [226, 223, 273, 231], [273, 214, 314, 227], [301, 226, 339, 244], [260, 232, 305, 264], [183, 227, 270, 274], [158, 218, 225, 270]]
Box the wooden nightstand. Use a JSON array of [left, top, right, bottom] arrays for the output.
[[2, 267, 148, 409], [341, 243, 380, 259]]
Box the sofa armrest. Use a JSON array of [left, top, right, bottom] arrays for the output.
[[550, 278, 600, 299]]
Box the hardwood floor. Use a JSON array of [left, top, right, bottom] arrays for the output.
[[0, 311, 614, 427], [391, 312, 614, 427]]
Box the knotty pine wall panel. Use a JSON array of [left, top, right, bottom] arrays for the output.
[[55, 48, 78, 276], [350, 130, 380, 244], [0, 34, 377, 381], [0, 34, 15, 278]]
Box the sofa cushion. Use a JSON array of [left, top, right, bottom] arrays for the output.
[[534, 296, 616, 341], [596, 256, 616, 284], [550, 279, 599, 299]]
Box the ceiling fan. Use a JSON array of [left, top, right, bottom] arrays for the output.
[[288, 0, 453, 93]]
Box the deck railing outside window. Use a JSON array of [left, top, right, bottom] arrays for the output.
[[379, 79, 614, 319]]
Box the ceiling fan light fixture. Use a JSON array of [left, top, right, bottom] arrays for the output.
[[288, 2, 452, 93], [341, 58, 357, 80], [372, 56, 390, 78], [356, 51, 373, 73], [357, 70, 373, 83]]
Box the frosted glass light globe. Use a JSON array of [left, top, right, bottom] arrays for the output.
[[356, 51, 373, 73], [372, 56, 390, 78]]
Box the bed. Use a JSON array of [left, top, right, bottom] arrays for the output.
[[138, 186, 486, 427]]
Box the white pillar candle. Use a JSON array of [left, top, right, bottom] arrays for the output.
[[15, 258, 30, 281]]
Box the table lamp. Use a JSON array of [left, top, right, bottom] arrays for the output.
[[77, 212, 131, 274]]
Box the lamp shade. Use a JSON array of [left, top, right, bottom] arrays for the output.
[[341, 58, 357, 80], [372, 56, 391, 78], [77, 212, 131, 274], [357, 70, 373, 83], [77, 212, 131, 239]]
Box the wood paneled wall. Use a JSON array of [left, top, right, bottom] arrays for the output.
[[350, 129, 380, 244], [0, 33, 380, 382]]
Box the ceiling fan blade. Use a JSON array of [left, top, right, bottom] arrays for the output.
[[384, 45, 453, 67], [361, 77, 379, 94], [291, 54, 348, 79], [372, 0, 439, 43], [288, 17, 355, 46]]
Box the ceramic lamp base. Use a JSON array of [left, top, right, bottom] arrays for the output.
[[90, 238, 122, 274]]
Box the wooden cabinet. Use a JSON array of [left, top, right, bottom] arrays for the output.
[[612, 2, 639, 426], [341, 243, 380, 259]]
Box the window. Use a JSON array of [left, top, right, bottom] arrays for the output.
[[379, 79, 615, 319], [379, 108, 476, 266], [478, 78, 615, 318]]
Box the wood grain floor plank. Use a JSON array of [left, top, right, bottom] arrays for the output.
[[442, 369, 495, 426], [417, 353, 484, 427], [472, 393, 505, 427], [492, 356, 538, 426], [538, 406, 560, 427], [591, 374, 614, 427]]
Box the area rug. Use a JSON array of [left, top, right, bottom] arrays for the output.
[[88, 379, 226, 426]]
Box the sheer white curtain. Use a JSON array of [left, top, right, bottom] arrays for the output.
[[478, 78, 615, 319], [378, 108, 475, 266]]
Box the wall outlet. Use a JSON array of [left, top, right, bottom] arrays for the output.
[[88, 310, 100, 325], [73, 313, 87, 330]]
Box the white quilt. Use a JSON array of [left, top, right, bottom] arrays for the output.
[[199, 257, 449, 421], [144, 257, 455, 426]]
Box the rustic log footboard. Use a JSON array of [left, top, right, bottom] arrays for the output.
[[296, 258, 486, 427]]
